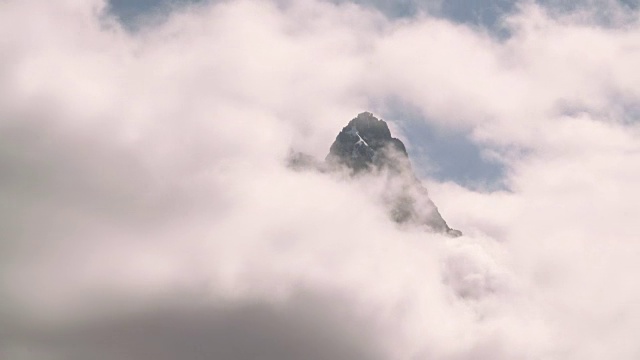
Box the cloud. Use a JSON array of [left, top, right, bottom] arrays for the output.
[[0, 0, 639, 359], [2, 290, 385, 360]]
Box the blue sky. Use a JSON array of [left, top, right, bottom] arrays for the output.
[[384, 104, 506, 189], [109, 0, 639, 28]]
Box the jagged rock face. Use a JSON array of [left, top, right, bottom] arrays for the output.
[[326, 112, 461, 237], [326, 112, 408, 173]]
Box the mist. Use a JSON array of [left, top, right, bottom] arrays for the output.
[[1, 0, 639, 359]]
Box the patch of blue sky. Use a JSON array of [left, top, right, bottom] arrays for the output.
[[379, 103, 507, 191], [106, 0, 201, 27], [108, 0, 639, 30], [107, 0, 515, 29]]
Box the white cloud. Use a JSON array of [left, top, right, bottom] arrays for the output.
[[0, 0, 639, 359]]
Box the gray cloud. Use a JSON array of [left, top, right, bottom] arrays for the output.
[[2, 291, 383, 360]]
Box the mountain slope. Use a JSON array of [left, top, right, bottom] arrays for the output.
[[290, 112, 461, 237]]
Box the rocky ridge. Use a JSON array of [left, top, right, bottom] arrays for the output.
[[291, 112, 461, 237]]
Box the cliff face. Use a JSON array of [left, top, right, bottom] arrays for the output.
[[326, 112, 461, 236]]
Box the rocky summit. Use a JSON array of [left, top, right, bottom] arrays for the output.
[[290, 112, 461, 237], [325, 112, 461, 236], [326, 112, 409, 173]]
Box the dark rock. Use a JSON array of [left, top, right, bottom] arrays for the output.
[[326, 112, 461, 236], [326, 112, 409, 173]]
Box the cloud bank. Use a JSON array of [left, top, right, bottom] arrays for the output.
[[0, 0, 639, 359]]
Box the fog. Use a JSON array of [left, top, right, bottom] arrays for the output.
[[1, 0, 639, 359]]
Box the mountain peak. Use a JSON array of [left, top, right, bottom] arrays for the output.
[[326, 113, 408, 172], [290, 112, 461, 237]]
